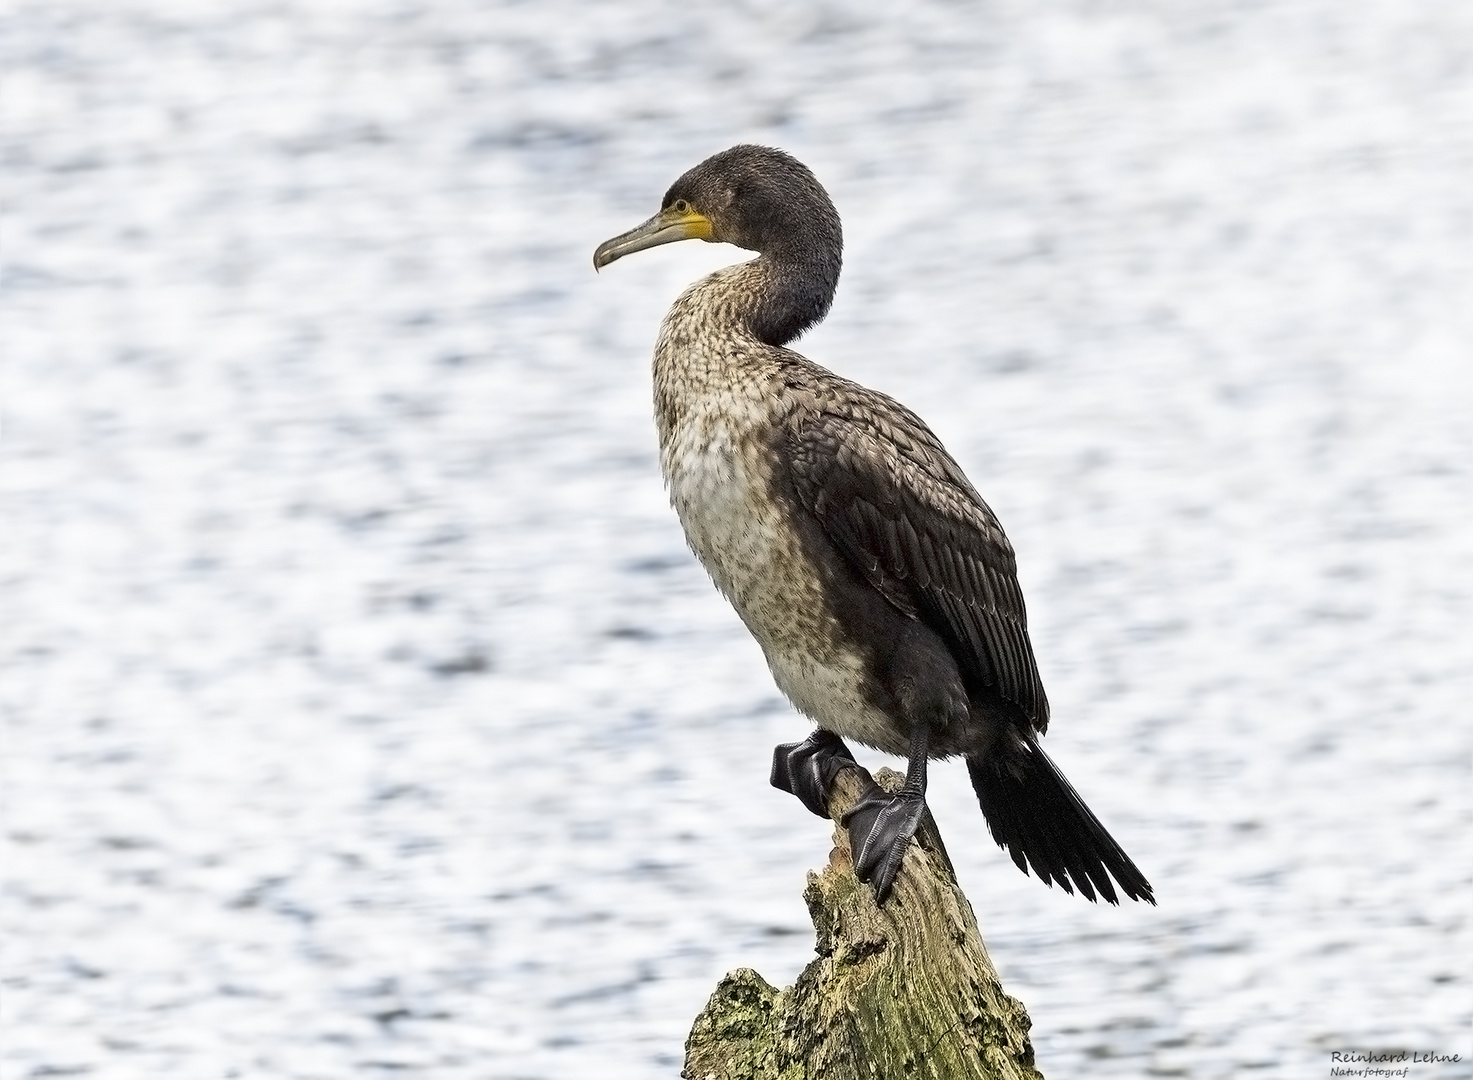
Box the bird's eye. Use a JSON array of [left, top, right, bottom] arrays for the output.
[[673, 199, 690, 214]]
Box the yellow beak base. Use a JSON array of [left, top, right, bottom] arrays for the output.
[[593, 207, 714, 270]]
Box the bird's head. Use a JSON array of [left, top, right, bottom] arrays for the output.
[[593, 145, 842, 271]]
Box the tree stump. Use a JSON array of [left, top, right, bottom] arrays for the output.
[[683, 763, 1045, 1080]]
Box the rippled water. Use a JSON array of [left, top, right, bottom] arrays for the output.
[[4, 1, 1470, 1077]]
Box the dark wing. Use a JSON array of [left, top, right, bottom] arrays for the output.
[[782, 386, 1049, 730]]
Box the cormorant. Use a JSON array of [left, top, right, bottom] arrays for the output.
[[594, 145, 1154, 907]]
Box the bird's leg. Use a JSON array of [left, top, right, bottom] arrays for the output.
[[842, 722, 931, 904], [770, 728, 858, 819]]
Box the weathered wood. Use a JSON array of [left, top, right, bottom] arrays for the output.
[[683, 764, 1045, 1080]]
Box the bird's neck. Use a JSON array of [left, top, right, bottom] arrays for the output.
[[742, 247, 840, 347], [661, 251, 839, 349], [653, 250, 839, 391], [651, 260, 801, 447]]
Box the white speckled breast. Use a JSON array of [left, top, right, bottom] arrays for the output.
[[651, 266, 904, 754]]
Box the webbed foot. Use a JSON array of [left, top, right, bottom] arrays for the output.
[[842, 786, 928, 905], [770, 729, 857, 819]]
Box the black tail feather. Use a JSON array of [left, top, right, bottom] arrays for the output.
[[968, 741, 1155, 905]]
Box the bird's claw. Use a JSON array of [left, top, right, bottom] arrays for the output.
[[773, 730, 925, 904], [842, 786, 927, 905], [770, 729, 857, 819]]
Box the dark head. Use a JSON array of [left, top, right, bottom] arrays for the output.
[[593, 145, 843, 346]]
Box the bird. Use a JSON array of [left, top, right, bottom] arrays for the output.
[[593, 145, 1154, 907]]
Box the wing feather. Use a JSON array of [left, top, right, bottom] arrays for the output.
[[783, 386, 1049, 729]]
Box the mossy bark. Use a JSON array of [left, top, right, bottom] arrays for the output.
[[683, 764, 1045, 1080]]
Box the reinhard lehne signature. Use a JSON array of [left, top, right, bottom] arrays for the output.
[[1329, 1050, 1464, 1078]]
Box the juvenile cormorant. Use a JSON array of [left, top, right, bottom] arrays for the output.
[[594, 145, 1154, 906]]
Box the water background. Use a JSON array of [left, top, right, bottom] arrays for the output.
[[4, 1, 1470, 1077]]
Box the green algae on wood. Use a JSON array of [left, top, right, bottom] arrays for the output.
[[683, 765, 1045, 1080]]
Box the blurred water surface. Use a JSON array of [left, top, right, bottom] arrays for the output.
[[3, 1, 1470, 1077]]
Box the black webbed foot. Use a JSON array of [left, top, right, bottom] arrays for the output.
[[841, 786, 928, 905], [770, 729, 857, 819]]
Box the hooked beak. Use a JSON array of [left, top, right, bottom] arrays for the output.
[[593, 205, 715, 270]]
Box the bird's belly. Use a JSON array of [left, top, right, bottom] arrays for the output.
[[663, 419, 906, 756], [763, 649, 909, 756]]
